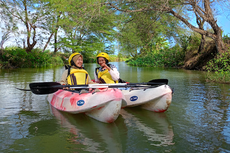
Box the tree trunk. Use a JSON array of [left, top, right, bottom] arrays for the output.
[[43, 33, 54, 52], [26, 29, 37, 53], [26, 45, 34, 53], [0, 43, 4, 55], [198, 34, 206, 53], [0, 48, 3, 56], [24, 0, 37, 53], [54, 30, 58, 53], [54, 13, 61, 53], [214, 30, 225, 54], [25, 25, 37, 53], [23, 39, 26, 49], [26, 39, 37, 53], [203, 0, 225, 54], [195, 11, 206, 53]]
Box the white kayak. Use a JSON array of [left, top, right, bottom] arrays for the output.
[[120, 85, 173, 112], [47, 88, 124, 123]]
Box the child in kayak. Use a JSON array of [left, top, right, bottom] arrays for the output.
[[60, 52, 95, 85], [94, 52, 120, 84]]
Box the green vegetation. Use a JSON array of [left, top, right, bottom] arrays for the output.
[[0, 47, 66, 69], [205, 71, 230, 84], [110, 54, 129, 62], [126, 46, 185, 68], [126, 36, 186, 67], [126, 33, 230, 84], [202, 34, 230, 83], [0, 47, 127, 69], [204, 52, 230, 84]]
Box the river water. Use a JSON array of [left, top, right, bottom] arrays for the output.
[[0, 62, 230, 153]]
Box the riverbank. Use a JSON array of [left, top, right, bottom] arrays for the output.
[[125, 40, 230, 84], [0, 48, 127, 69], [1, 44, 229, 84], [183, 40, 230, 84], [0, 49, 66, 69]]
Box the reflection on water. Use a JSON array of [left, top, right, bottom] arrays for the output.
[[51, 106, 122, 153], [50, 106, 174, 152], [51, 107, 102, 152], [120, 108, 174, 147]]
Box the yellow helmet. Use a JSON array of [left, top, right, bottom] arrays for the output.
[[68, 52, 81, 65], [96, 52, 110, 61]]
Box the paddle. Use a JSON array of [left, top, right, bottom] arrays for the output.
[[16, 79, 168, 95], [147, 79, 168, 85], [28, 82, 127, 95], [17, 82, 136, 95]]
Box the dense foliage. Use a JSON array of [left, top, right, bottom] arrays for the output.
[[126, 45, 184, 67], [205, 52, 230, 83], [0, 48, 65, 68], [126, 36, 186, 67], [0, 47, 127, 69], [202, 34, 230, 83]]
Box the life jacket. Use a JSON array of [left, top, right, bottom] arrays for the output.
[[95, 65, 118, 84], [66, 66, 89, 85]]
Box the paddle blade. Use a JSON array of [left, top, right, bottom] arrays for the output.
[[29, 82, 61, 95], [148, 79, 168, 85], [16, 88, 31, 91]]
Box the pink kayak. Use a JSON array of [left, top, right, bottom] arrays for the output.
[[47, 88, 124, 123]]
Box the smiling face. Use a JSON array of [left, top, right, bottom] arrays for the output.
[[74, 56, 83, 67], [98, 57, 106, 67]]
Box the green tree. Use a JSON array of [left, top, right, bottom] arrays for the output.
[[43, 0, 118, 57], [0, 0, 54, 52], [107, 0, 226, 54], [115, 6, 182, 57]]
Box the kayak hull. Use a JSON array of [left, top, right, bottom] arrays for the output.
[[121, 85, 173, 112], [47, 88, 123, 123]]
